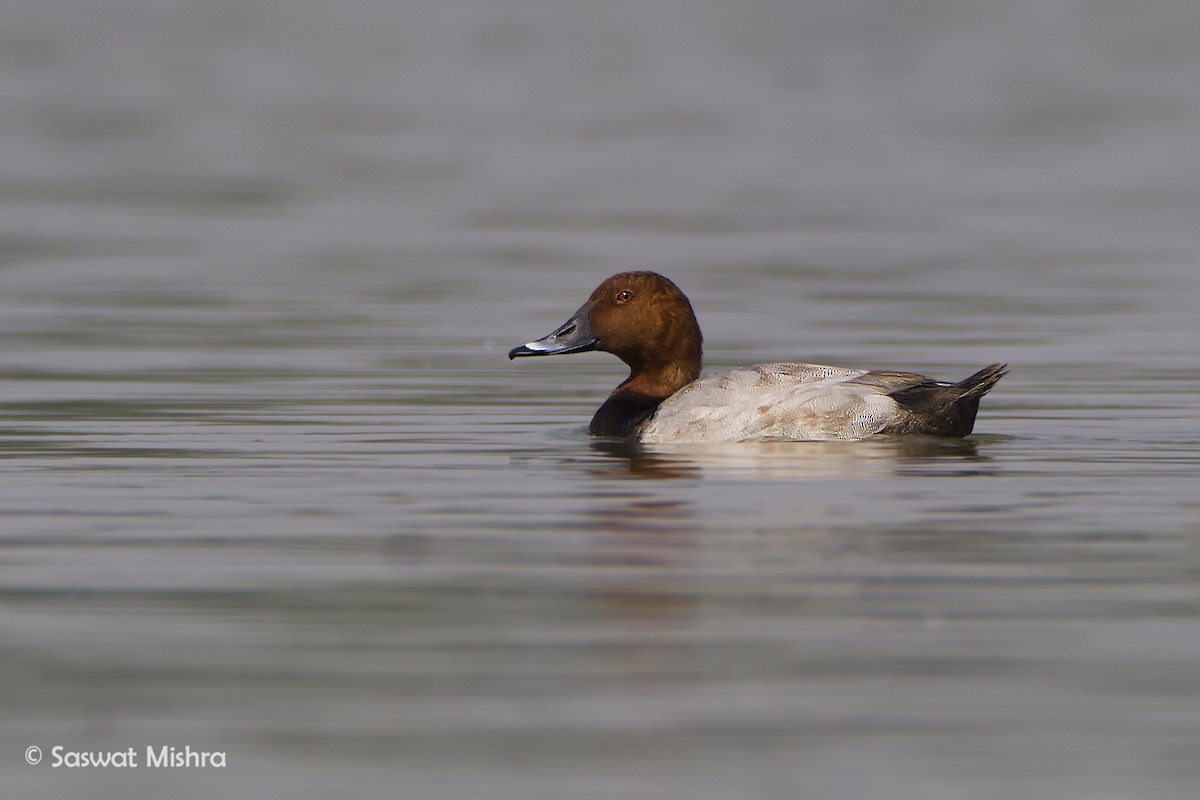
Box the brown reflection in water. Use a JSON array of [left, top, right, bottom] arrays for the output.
[[577, 482, 702, 626], [586, 439, 703, 480]]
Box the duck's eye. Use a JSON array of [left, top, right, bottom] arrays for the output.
[[616, 290, 634, 303]]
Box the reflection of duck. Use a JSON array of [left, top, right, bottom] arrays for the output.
[[591, 436, 991, 481], [510, 272, 1006, 442]]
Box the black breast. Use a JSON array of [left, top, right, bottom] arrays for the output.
[[589, 391, 663, 438]]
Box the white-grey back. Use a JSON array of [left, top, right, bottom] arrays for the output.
[[637, 363, 902, 443]]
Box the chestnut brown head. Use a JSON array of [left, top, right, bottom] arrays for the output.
[[509, 272, 702, 379]]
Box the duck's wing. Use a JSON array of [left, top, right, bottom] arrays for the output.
[[638, 363, 903, 443]]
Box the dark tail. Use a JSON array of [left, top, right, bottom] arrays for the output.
[[955, 363, 1008, 401], [886, 363, 1008, 437]]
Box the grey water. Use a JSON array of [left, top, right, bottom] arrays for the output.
[[2, 1, 1199, 798]]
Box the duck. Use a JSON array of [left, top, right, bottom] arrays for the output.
[[508, 271, 1007, 443]]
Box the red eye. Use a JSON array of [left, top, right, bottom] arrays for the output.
[[616, 290, 634, 303]]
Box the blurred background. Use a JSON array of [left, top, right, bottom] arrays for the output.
[[2, 1, 1198, 798]]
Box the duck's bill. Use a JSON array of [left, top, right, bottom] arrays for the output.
[[508, 306, 598, 359]]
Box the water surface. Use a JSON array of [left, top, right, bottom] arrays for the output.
[[2, 1, 1199, 798]]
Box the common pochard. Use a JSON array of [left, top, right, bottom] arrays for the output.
[[509, 272, 1006, 442]]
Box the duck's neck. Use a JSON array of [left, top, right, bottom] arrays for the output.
[[589, 354, 702, 438], [618, 359, 699, 400]]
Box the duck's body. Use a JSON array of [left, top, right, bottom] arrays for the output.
[[510, 272, 1006, 443], [635, 361, 1006, 443]]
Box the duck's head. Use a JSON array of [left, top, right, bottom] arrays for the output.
[[509, 271, 703, 394]]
